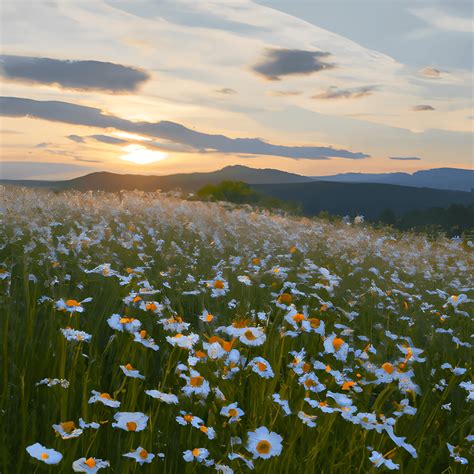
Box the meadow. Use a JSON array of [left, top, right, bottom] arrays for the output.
[[0, 187, 472, 473]]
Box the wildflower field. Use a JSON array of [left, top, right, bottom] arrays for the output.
[[1, 187, 472, 473]]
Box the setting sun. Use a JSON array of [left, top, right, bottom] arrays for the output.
[[120, 144, 167, 165]]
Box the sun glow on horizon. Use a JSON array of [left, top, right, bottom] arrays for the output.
[[113, 131, 152, 141], [120, 144, 167, 164]]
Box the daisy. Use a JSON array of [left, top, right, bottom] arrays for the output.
[[248, 357, 274, 379], [323, 334, 350, 362], [176, 412, 205, 428], [123, 447, 155, 465], [181, 370, 211, 398], [159, 315, 190, 333], [52, 420, 83, 439], [112, 412, 149, 432], [183, 447, 212, 464], [166, 333, 199, 350], [79, 418, 100, 430], [145, 389, 179, 404], [203, 341, 227, 360], [120, 363, 145, 379], [133, 330, 159, 351], [56, 297, 92, 314], [238, 327, 266, 346], [247, 426, 283, 459], [107, 314, 141, 333], [199, 309, 215, 323], [272, 394, 292, 416], [88, 390, 121, 408], [61, 327, 92, 343], [369, 451, 400, 470], [26, 443, 62, 465], [36, 378, 69, 388], [220, 402, 245, 423], [72, 457, 110, 472], [298, 411, 317, 428]]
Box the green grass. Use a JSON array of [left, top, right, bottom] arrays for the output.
[[0, 188, 472, 473]]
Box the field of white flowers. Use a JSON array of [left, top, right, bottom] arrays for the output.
[[0, 187, 472, 473]]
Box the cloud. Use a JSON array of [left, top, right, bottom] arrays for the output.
[[312, 86, 376, 100], [0, 161, 95, 180], [0, 96, 370, 160], [215, 88, 237, 94], [418, 67, 443, 79], [0, 55, 149, 92], [34, 142, 51, 148], [89, 134, 127, 145], [268, 90, 302, 97], [409, 7, 473, 33], [389, 156, 421, 161], [67, 134, 85, 143], [412, 104, 435, 111], [251, 48, 335, 80]]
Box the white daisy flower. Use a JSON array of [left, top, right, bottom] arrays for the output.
[[112, 412, 149, 432], [26, 443, 62, 464], [247, 426, 283, 459]]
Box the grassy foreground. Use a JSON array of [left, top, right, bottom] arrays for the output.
[[0, 187, 472, 473]]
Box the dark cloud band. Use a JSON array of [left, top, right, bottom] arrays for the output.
[[252, 48, 334, 80], [0, 96, 369, 160], [389, 156, 421, 161], [0, 55, 149, 92], [312, 86, 376, 100]]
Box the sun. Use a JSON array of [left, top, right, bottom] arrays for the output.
[[120, 144, 167, 165]]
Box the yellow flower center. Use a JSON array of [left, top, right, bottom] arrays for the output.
[[256, 440, 271, 454]]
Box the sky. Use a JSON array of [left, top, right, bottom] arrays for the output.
[[0, 0, 472, 180]]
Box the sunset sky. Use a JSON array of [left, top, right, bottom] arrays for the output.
[[1, 0, 472, 180]]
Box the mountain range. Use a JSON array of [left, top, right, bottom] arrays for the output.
[[1, 165, 472, 219]]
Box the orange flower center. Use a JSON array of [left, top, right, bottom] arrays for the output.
[[382, 362, 394, 374], [256, 440, 271, 454], [100, 393, 112, 400], [184, 414, 194, 423], [278, 293, 292, 304], [41, 452, 49, 460], [342, 381, 355, 390], [213, 280, 225, 289], [252, 258, 260, 265], [139, 449, 148, 459], [332, 338, 344, 351], [257, 362, 267, 372], [60, 421, 76, 433], [85, 458, 96, 468], [200, 426, 208, 433], [192, 448, 201, 457], [308, 318, 320, 328], [139, 330, 147, 339], [228, 408, 239, 417], [66, 299, 80, 307], [190, 376, 204, 387], [119, 317, 133, 324], [244, 330, 257, 340], [302, 362, 311, 373], [195, 350, 206, 359], [126, 421, 137, 431], [205, 314, 214, 322], [292, 313, 305, 323], [146, 303, 157, 312], [124, 363, 134, 371]]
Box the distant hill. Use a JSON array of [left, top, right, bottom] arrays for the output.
[[0, 165, 311, 192], [311, 168, 473, 192], [252, 181, 473, 219]]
